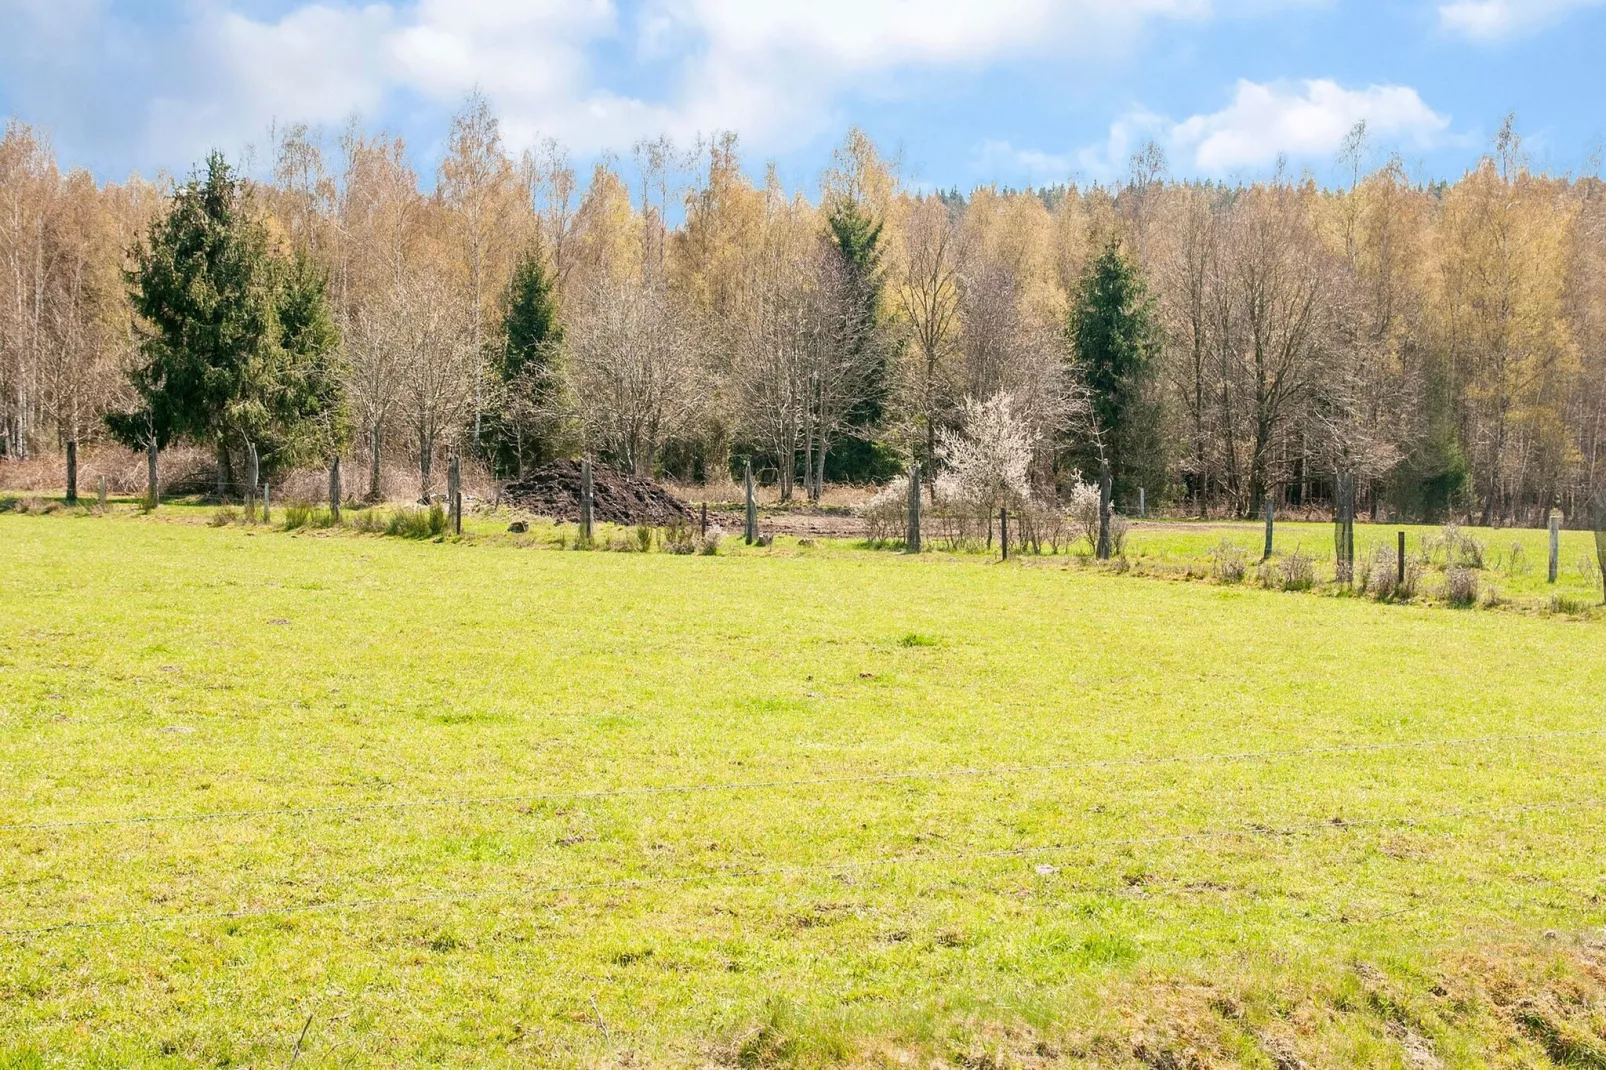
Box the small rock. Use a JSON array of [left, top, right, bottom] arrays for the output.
[[268, 618, 290, 625], [798, 538, 816, 547], [507, 520, 529, 533], [1034, 864, 1059, 876]]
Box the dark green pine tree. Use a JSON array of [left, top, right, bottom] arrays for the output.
[[823, 196, 898, 483], [1067, 236, 1161, 557], [108, 151, 347, 487], [489, 245, 564, 477]]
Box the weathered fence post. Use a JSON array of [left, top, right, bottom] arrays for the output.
[[579, 458, 594, 546], [700, 501, 708, 538], [329, 457, 342, 524], [1139, 487, 1146, 519], [261, 482, 270, 525], [1000, 506, 1009, 561], [1262, 496, 1275, 562], [245, 441, 260, 520], [1549, 511, 1561, 584], [447, 452, 462, 535], [96, 474, 107, 510], [743, 459, 757, 545], [906, 462, 921, 554], [145, 438, 159, 511], [1334, 472, 1355, 585], [65, 440, 78, 504], [1397, 531, 1406, 587]]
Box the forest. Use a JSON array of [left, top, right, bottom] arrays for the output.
[[2, 100, 1603, 526]]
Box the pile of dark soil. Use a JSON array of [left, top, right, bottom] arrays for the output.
[[503, 459, 694, 526]]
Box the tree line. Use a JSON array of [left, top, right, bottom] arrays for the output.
[[2, 103, 1603, 526]]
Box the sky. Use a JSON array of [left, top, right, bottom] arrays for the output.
[[2, 0, 1603, 194]]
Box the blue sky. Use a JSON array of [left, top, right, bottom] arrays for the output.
[[2, 0, 1603, 193]]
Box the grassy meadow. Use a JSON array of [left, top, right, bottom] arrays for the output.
[[3, 500, 1606, 1066]]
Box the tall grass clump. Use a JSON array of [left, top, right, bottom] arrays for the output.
[[209, 506, 239, 527], [383, 504, 446, 538], [1210, 540, 1247, 584], [1276, 549, 1316, 592]]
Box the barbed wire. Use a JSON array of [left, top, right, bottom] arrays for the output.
[[3, 728, 1597, 834], [3, 795, 1595, 939]]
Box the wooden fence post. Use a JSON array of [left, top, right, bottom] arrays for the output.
[[245, 441, 259, 520], [1397, 531, 1406, 587], [329, 457, 342, 524], [66, 440, 78, 504], [261, 483, 270, 525], [580, 458, 594, 545], [1000, 506, 1009, 561], [447, 452, 462, 535], [1262, 497, 1275, 562], [700, 501, 708, 538], [906, 462, 921, 554], [1549, 512, 1561, 584], [743, 459, 756, 545], [97, 474, 107, 510], [146, 438, 159, 511], [1139, 487, 1146, 519]]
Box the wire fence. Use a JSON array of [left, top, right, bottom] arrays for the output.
[[3, 728, 1598, 834], [2, 795, 1595, 939]]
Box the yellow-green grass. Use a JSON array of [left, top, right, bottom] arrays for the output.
[[3, 507, 1606, 1067]]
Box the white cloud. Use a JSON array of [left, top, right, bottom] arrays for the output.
[[1070, 79, 1449, 179], [153, 0, 1238, 161], [1438, 0, 1604, 41], [0, 0, 1343, 174]]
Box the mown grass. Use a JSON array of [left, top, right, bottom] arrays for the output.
[[2, 506, 1606, 1067]]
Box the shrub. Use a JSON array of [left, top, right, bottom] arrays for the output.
[[1359, 544, 1421, 601], [1501, 541, 1530, 577], [210, 506, 239, 527], [1279, 550, 1315, 592], [1577, 555, 1600, 591], [860, 476, 910, 545], [1109, 514, 1131, 556], [699, 532, 721, 555], [1210, 540, 1247, 584], [1442, 567, 1479, 607], [635, 525, 654, 553], [662, 523, 697, 555], [282, 502, 313, 530], [1067, 480, 1101, 551]]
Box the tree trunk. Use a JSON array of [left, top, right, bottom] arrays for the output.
[[368, 424, 383, 501], [329, 457, 342, 523], [419, 430, 433, 504]]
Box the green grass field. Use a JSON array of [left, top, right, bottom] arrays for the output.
[[3, 504, 1606, 1067]]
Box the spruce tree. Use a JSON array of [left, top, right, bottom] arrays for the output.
[[1068, 237, 1160, 557], [489, 245, 564, 476], [108, 152, 347, 486], [823, 196, 895, 483]]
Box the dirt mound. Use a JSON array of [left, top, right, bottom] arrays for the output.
[[503, 459, 694, 527]]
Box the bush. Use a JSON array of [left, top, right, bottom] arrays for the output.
[[1442, 566, 1479, 607], [1359, 545, 1421, 601], [699, 532, 721, 555], [635, 525, 654, 553], [860, 477, 910, 545], [1067, 480, 1101, 551], [1210, 540, 1247, 584], [1279, 550, 1315, 592], [663, 522, 697, 555]]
